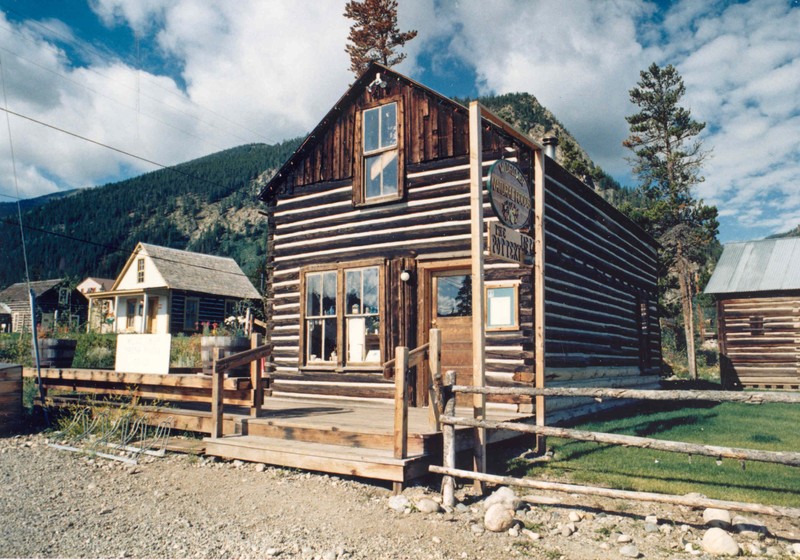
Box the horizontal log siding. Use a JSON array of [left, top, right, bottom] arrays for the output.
[[268, 157, 531, 400], [543, 163, 660, 376], [719, 295, 800, 388]]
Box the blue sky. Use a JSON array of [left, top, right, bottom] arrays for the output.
[[0, 0, 798, 243]]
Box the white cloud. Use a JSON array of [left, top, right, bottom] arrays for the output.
[[0, 2, 353, 200], [1, 0, 799, 245]]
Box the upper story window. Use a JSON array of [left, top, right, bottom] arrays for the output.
[[363, 103, 398, 200], [355, 99, 404, 206], [137, 258, 145, 283]]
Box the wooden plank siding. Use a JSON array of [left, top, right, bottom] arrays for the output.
[[717, 295, 800, 388], [260, 65, 660, 412]]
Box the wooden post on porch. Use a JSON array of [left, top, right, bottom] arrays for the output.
[[250, 333, 263, 417], [469, 101, 487, 494], [441, 369, 457, 508], [393, 346, 409, 494], [427, 328, 442, 431], [211, 347, 224, 438]]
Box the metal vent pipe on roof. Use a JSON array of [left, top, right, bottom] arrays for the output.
[[542, 136, 558, 159]]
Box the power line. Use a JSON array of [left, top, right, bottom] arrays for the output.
[[0, 105, 249, 193]]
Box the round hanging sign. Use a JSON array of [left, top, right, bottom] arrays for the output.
[[487, 159, 532, 229]]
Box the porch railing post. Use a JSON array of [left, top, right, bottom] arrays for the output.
[[441, 369, 457, 508], [428, 328, 442, 431], [393, 346, 409, 461], [250, 333, 263, 417], [211, 347, 224, 438]]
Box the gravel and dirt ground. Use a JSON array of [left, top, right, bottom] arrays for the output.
[[1, 433, 798, 559]]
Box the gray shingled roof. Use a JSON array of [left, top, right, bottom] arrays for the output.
[[704, 237, 800, 294], [0, 279, 65, 304], [140, 243, 260, 300]]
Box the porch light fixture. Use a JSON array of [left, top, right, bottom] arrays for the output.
[[400, 270, 411, 282]]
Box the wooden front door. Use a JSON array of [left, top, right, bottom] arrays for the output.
[[146, 297, 159, 334], [420, 265, 473, 403]]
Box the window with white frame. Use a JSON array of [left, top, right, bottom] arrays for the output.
[[137, 258, 145, 283], [345, 267, 380, 363], [303, 264, 382, 367], [363, 103, 398, 201]]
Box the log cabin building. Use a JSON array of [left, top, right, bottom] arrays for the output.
[[704, 237, 800, 389], [257, 64, 661, 422]]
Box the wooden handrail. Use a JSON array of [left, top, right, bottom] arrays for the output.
[[383, 342, 430, 373], [211, 341, 272, 439], [215, 344, 271, 372]]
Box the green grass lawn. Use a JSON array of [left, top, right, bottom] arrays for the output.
[[511, 401, 800, 507]]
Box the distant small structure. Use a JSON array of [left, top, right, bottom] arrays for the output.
[[0, 279, 86, 334], [86, 243, 261, 335], [704, 236, 800, 389], [77, 277, 115, 297]]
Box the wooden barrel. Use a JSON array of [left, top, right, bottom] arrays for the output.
[[35, 338, 77, 368], [0, 363, 23, 434], [200, 336, 250, 377]]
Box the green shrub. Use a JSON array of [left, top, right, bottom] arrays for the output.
[[0, 333, 33, 366], [170, 334, 201, 367], [72, 332, 116, 369]]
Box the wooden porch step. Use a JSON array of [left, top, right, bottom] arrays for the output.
[[203, 435, 431, 483], [238, 417, 433, 454]]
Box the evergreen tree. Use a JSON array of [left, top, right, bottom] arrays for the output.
[[623, 63, 718, 379], [344, 0, 417, 78]]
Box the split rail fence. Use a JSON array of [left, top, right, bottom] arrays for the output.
[[430, 375, 800, 518]]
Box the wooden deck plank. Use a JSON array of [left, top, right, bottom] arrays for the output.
[[203, 435, 428, 482]]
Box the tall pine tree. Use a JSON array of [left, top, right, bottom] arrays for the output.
[[623, 63, 718, 379], [344, 0, 417, 78]]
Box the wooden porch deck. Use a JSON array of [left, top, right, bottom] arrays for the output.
[[204, 395, 528, 485], [24, 365, 531, 486]]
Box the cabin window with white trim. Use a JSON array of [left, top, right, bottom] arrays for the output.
[[137, 258, 145, 283], [302, 264, 383, 368], [345, 267, 380, 363], [305, 271, 338, 363], [363, 103, 398, 200]]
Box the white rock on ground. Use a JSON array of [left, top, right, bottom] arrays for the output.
[[702, 527, 740, 556], [703, 508, 732, 529], [483, 486, 520, 511], [484, 503, 515, 532], [620, 544, 640, 558], [415, 497, 441, 514], [387, 495, 410, 512]]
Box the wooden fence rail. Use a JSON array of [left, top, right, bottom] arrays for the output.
[[453, 385, 800, 404], [435, 379, 800, 518]]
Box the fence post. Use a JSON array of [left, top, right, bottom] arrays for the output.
[[211, 347, 224, 438], [428, 328, 442, 431], [250, 333, 263, 417], [442, 369, 457, 508]]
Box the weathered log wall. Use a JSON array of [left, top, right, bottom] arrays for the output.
[[543, 161, 660, 392], [718, 294, 800, 388]]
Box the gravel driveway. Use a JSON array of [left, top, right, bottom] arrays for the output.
[[1, 433, 798, 559]]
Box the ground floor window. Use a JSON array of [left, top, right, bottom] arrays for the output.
[[302, 262, 383, 368], [184, 297, 199, 331]]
